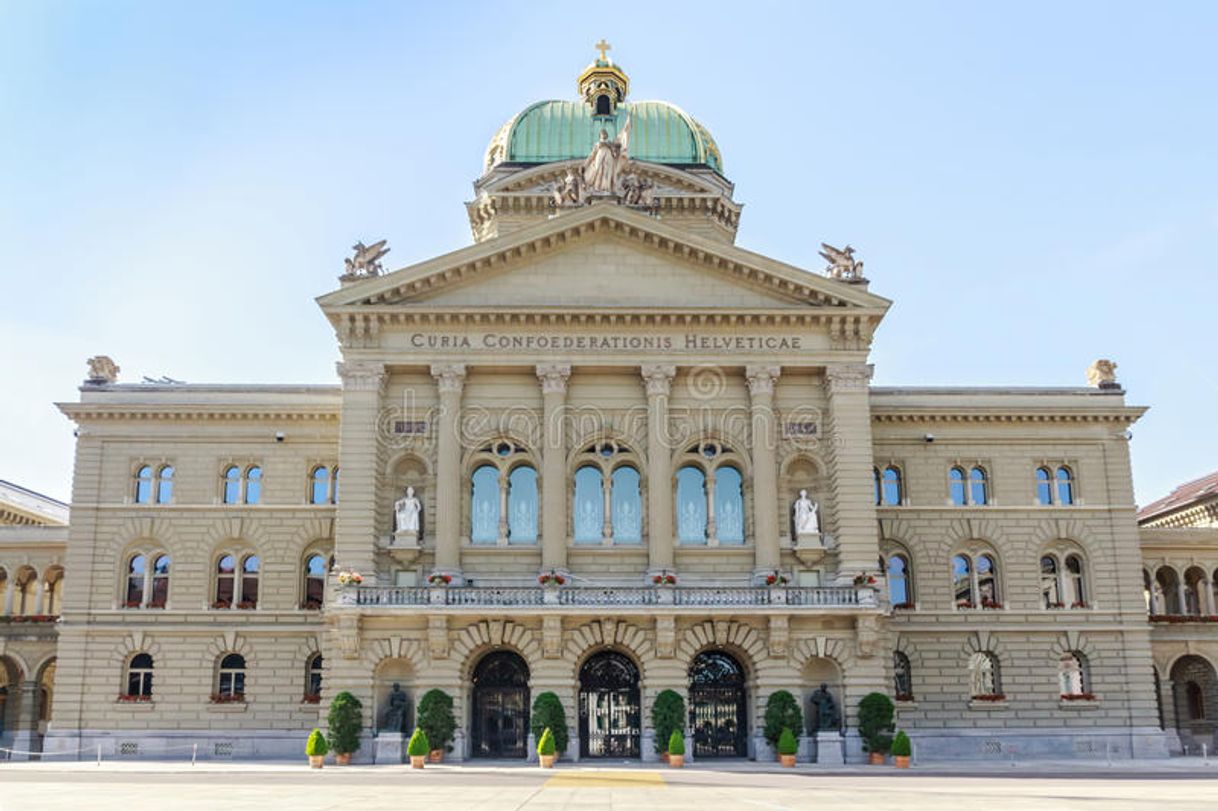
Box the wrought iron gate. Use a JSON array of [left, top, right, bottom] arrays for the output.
[[471, 651, 530, 758], [579, 651, 641, 758], [689, 651, 748, 758]]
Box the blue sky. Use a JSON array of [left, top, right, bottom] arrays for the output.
[[1, 1, 1215, 505]]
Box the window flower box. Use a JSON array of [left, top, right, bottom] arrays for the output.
[[895, 692, 915, 703], [652, 571, 677, 586], [146, 601, 165, 609], [893, 602, 914, 611], [301, 599, 322, 611], [1070, 601, 1088, 609], [537, 570, 566, 586], [210, 693, 246, 704], [1150, 614, 1218, 623], [236, 600, 257, 610], [1046, 601, 1065, 609], [211, 600, 232, 610], [24, 615, 58, 623], [124, 600, 143, 609], [117, 693, 152, 703], [853, 573, 878, 587], [428, 573, 452, 586], [981, 599, 1003, 610], [301, 693, 321, 704], [956, 600, 975, 609], [971, 694, 1006, 702], [1060, 693, 1096, 701], [764, 571, 790, 586]]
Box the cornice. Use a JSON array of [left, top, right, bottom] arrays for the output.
[[57, 404, 340, 423], [871, 407, 1145, 425]]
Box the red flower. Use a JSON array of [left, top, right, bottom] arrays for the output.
[[971, 693, 1006, 702], [1060, 693, 1096, 701], [117, 693, 152, 702], [302, 694, 321, 704], [210, 693, 245, 704]]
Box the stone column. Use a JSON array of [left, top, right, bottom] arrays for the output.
[[2, 578, 13, 615], [334, 361, 386, 583], [10, 680, 41, 759], [823, 364, 880, 581], [746, 365, 781, 576], [431, 364, 466, 577], [1206, 580, 1217, 616], [642, 365, 676, 573], [537, 364, 571, 572]]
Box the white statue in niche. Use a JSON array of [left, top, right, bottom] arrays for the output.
[[394, 486, 421, 538], [793, 490, 820, 536]]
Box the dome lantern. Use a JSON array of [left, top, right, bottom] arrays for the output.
[[578, 40, 629, 117]]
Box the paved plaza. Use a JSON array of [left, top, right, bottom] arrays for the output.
[[2, 761, 1218, 810]]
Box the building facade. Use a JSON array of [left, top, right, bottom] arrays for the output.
[[2, 50, 1182, 762]]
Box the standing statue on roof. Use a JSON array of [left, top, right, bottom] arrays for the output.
[[583, 113, 633, 195]]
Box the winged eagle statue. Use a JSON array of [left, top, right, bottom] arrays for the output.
[[343, 240, 391, 278], [818, 243, 865, 281]]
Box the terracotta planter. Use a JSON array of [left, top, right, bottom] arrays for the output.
[[894, 755, 910, 769], [868, 752, 886, 765], [779, 754, 796, 768], [539, 754, 555, 768], [429, 749, 444, 763], [661, 752, 670, 763], [410, 755, 425, 769], [669, 754, 684, 768], [335, 753, 352, 766], [308, 755, 324, 769]]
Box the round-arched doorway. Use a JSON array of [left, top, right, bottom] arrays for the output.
[[689, 650, 748, 758], [471, 651, 530, 759], [579, 651, 641, 758]]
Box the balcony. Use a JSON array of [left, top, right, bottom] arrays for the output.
[[343, 584, 871, 613]]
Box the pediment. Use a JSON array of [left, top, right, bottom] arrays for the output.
[[318, 204, 890, 314], [480, 159, 720, 197]]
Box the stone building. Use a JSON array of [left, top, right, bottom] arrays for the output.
[[5, 48, 1181, 762]]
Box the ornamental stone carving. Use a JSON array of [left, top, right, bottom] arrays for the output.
[[819, 243, 865, 282], [745, 365, 781, 396], [430, 364, 467, 394], [1086, 359, 1119, 389], [655, 615, 676, 658], [640, 364, 676, 397], [341, 239, 390, 279], [543, 615, 563, 659], [428, 614, 449, 659], [824, 363, 874, 393], [86, 355, 120, 384], [394, 486, 421, 535], [793, 490, 820, 535], [768, 615, 789, 658], [536, 363, 572, 395], [855, 613, 880, 658], [336, 361, 386, 393]]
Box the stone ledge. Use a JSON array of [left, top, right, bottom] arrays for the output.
[[1059, 699, 1100, 710], [206, 702, 249, 714], [968, 699, 1009, 711]]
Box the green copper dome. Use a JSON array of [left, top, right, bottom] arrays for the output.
[[484, 100, 723, 175]]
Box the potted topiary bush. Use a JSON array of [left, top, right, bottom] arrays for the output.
[[306, 728, 328, 769], [326, 691, 363, 765], [417, 688, 456, 763], [891, 730, 911, 768], [667, 729, 685, 768], [530, 692, 569, 761], [537, 727, 557, 768], [407, 727, 430, 769], [763, 690, 803, 760], [777, 727, 798, 767], [651, 689, 686, 762], [857, 692, 895, 765]]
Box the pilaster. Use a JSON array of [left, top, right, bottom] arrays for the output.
[[334, 361, 386, 582], [823, 363, 879, 580], [642, 365, 676, 573], [431, 363, 466, 576], [746, 365, 781, 576], [537, 364, 571, 572]]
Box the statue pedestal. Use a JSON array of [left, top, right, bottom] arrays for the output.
[[378, 531, 421, 565], [794, 532, 831, 566], [815, 731, 844, 765], [374, 732, 404, 765], [393, 529, 419, 547]]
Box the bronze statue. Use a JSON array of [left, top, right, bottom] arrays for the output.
[[808, 683, 839, 731], [380, 682, 409, 733]]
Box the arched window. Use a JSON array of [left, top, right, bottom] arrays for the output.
[[1055, 467, 1074, 505], [156, 465, 174, 504], [149, 555, 169, 607], [953, 550, 1001, 609], [969, 652, 1002, 698], [948, 466, 967, 506], [893, 651, 913, 700], [222, 466, 242, 504], [595, 94, 611, 116], [977, 554, 998, 607], [1144, 569, 1154, 613], [1155, 567, 1182, 615], [126, 653, 154, 699], [877, 466, 902, 506], [507, 466, 538, 543], [1065, 554, 1086, 607], [1059, 651, 1089, 697], [244, 466, 262, 504], [134, 465, 154, 504], [332, 468, 340, 503], [216, 653, 246, 700], [303, 553, 327, 609], [1035, 467, 1054, 505], [470, 464, 500, 543], [573, 465, 605, 543], [714, 466, 745, 544], [952, 555, 973, 608], [611, 466, 642, 543], [214, 555, 236, 608], [239, 555, 260, 608], [306, 653, 323, 700], [886, 553, 912, 607], [969, 467, 988, 505], [1041, 555, 1061, 607], [43, 568, 64, 615], [1184, 567, 1206, 616], [125, 555, 146, 607], [676, 466, 708, 543], [310, 466, 330, 505]]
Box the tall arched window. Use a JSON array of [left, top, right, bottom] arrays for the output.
[[573, 465, 605, 543], [1065, 554, 1086, 607], [1035, 467, 1054, 505], [885, 553, 912, 607], [893, 651, 913, 700], [126, 653, 154, 699], [134, 466, 154, 504], [611, 466, 642, 543], [239, 555, 260, 608], [43, 568, 64, 615], [507, 466, 538, 543], [948, 466, 967, 506], [470, 464, 500, 543], [149, 555, 170, 607], [244, 466, 262, 504], [949, 466, 988, 506], [216, 653, 246, 700], [306, 653, 323, 700], [1055, 467, 1074, 505], [1041, 556, 1061, 607], [1059, 651, 1089, 697], [310, 466, 330, 505], [969, 652, 1002, 698], [126, 555, 146, 607], [156, 465, 174, 504], [977, 554, 998, 607], [214, 555, 236, 608], [714, 466, 745, 544], [877, 466, 903, 506], [969, 467, 988, 505], [222, 466, 242, 504], [953, 549, 1001, 609], [676, 466, 707, 543], [952, 555, 973, 608], [303, 553, 327, 609]]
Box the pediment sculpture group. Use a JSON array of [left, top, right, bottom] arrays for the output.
[[553, 114, 656, 208]]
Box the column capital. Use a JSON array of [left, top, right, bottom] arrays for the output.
[[641, 364, 677, 397], [336, 361, 385, 393], [745, 365, 781, 398], [536, 363, 572, 395], [824, 363, 874, 393], [430, 363, 467, 394]]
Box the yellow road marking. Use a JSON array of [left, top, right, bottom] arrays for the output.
[[544, 770, 667, 789]]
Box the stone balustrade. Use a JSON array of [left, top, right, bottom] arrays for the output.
[[346, 584, 865, 610]]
